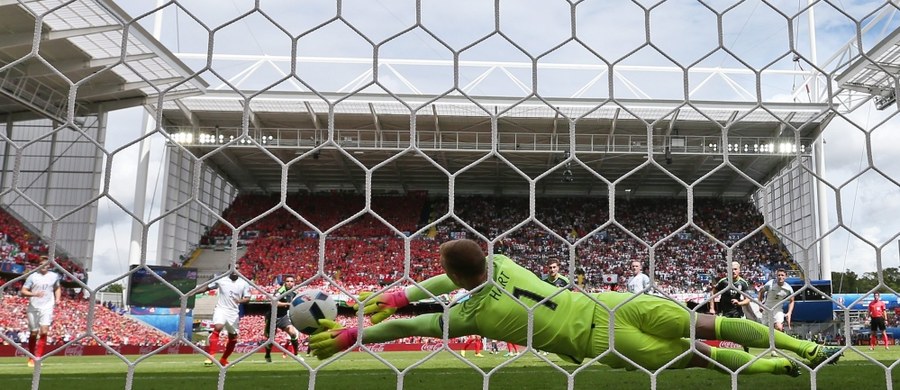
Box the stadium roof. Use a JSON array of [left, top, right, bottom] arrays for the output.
[[158, 91, 832, 198], [835, 27, 900, 111], [0, 0, 206, 122]]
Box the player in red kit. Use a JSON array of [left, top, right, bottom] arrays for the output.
[[460, 335, 483, 357], [504, 342, 520, 357], [867, 292, 889, 350]]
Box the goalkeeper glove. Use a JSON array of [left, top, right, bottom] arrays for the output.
[[355, 290, 410, 324], [308, 319, 358, 360]]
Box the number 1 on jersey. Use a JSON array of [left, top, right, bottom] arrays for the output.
[[512, 287, 558, 310]]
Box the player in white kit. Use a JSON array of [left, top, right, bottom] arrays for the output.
[[201, 272, 251, 366], [759, 268, 794, 332], [20, 261, 61, 367], [626, 260, 651, 294]]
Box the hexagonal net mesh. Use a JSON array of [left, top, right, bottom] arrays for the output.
[[0, 0, 898, 389]]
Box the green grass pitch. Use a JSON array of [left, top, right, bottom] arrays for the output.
[[0, 349, 896, 389]]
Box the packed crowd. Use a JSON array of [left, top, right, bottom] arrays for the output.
[[0, 294, 171, 347], [205, 191, 427, 240], [0, 208, 86, 285], [204, 193, 792, 295]]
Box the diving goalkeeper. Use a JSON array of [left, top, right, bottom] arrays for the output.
[[311, 239, 840, 376]]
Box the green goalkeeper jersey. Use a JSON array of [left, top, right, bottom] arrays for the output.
[[449, 254, 595, 362], [361, 254, 598, 363]]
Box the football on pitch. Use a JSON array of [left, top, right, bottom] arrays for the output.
[[289, 289, 338, 334]]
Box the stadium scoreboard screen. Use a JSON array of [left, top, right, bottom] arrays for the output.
[[127, 265, 199, 308]]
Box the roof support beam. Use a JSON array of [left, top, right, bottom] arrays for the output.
[[0, 25, 122, 51], [840, 83, 895, 96], [332, 150, 362, 192], [545, 109, 561, 168], [248, 110, 262, 135], [75, 77, 184, 100], [716, 110, 753, 196], [629, 159, 653, 195], [369, 102, 382, 144], [25, 53, 157, 78], [867, 62, 900, 73], [174, 99, 199, 130], [594, 108, 621, 175], [217, 148, 269, 194], [292, 164, 317, 192], [304, 101, 321, 130], [665, 110, 680, 137], [835, 25, 900, 86], [431, 104, 440, 136], [718, 155, 762, 196], [303, 101, 324, 146], [724, 110, 739, 129], [772, 112, 796, 138], [673, 154, 714, 196], [607, 107, 620, 151], [430, 104, 450, 169], [392, 160, 409, 192]]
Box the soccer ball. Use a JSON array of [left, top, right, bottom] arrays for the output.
[[289, 289, 338, 335]]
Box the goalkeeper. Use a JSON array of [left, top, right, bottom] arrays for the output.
[[311, 239, 840, 376]]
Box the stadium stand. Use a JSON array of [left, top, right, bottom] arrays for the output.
[[201, 193, 792, 295], [0, 207, 86, 282], [0, 294, 171, 347], [0, 192, 794, 346]]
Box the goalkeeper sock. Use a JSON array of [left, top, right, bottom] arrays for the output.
[[290, 338, 299, 355], [715, 317, 814, 354], [264, 344, 272, 357], [708, 347, 782, 375]]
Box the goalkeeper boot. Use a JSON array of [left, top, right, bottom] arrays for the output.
[[803, 345, 841, 367], [783, 359, 801, 378], [27, 358, 34, 368], [264, 355, 272, 363]]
